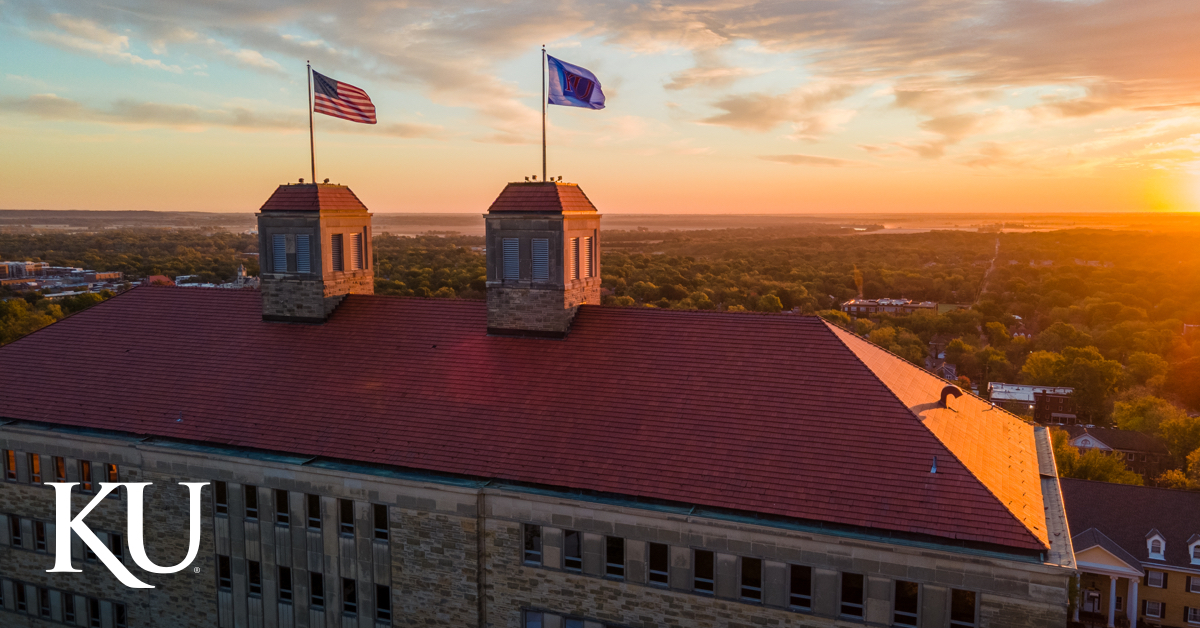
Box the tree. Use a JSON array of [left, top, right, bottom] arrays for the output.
[[975, 346, 1013, 385], [1156, 469, 1199, 491], [1, 298, 61, 346], [1159, 413, 1200, 469], [817, 309, 850, 328], [1111, 396, 1187, 434], [1125, 351, 1168, 389], [1020, 351, 1062, 385], [984, 321, 1009, 348], [1055, 347, 1125, 422], [1051, 430, 1143, 485], [1166, 357, 1200, 411], [756, 294, 783, 313]]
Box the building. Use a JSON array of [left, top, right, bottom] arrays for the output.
[[1061, 480, 1200, 628], [1, 262, 50, 279], [987, 383, 1078, 424], [1059, 427, 1172, 481], [0, 181, 1074, 628], [840, 298, 938, 316]]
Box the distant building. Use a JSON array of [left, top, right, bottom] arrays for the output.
[[1, 261, 49, 278], [1059, 426, 1171, 480], [840, 298, 937, 316], [987, 383, 1077, 424], [144, 275, 175, 286]]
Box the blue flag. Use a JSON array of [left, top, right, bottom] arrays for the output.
[[547, 55, 605, 110]]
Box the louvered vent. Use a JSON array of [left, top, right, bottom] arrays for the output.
[[351, 233, 364, 270], [272, 234, 287, 273], [582, 236, 593, 279], [331, 234, 344, 272], [296, 235, 311, 273], [569, 237, 580, 281], [531, 239, 549, 281], [503, 238, 520, 279]]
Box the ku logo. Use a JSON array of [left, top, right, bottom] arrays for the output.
[[46, 482, 208, 589], [562, 71, 595, 100]]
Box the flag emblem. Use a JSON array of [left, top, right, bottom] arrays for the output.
[[312, 70, 376, 124], [546, 55, 605, 110]]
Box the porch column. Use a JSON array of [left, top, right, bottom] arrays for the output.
[[1108, 575, 1117, 627], [1127, 579, 1138, 625], [1073, 572, 1080, 622]]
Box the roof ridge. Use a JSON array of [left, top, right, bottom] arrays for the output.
[[822, 320, 1049, 551]]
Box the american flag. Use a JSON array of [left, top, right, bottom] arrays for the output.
[[312, 70, 376, 124]]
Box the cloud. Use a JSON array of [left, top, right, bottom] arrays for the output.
[[665, 50, 762, 91], [30, 14, 183, 73], [759, 154, 864, 167], [701, 81, 858, 134]]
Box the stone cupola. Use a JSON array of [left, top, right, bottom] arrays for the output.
[[256, 182, 374, 323], [485, 181, 601, 337]]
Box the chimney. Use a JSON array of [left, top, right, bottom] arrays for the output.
[[485, 181, 601, 337], [257, 182, 374, 323]]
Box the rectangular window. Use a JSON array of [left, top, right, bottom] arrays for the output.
[[376, 584, 392, 621], [89, 598, 101, 628], [279, 566, 293, 602], [342, 578, 357, 615], [275, 489, 289, 526], [307, 494, 322, 529], [214, 481, 228, 515], [296, 234, 311, 273], [502, 238, 520, 280], [1187, 607, 1200, 623], [273, 234, 287, 272], [244, 484, 258, 520], [28, 454, 40, 483], [54, 456, 66, 482], [841, 572, 865, 618], [3, 449, 14, 480], [1146, 600, 1163, 619], [310, 572, 325, 609], [64, 593, 76, 622], [16, 582, 27, 612], [741, 557, 763, 602], [110, 532, 123, 560], [351, 233, 364, 270], [331, 234, 345, 272], [563, 530, 582, 572], [217, 554, 231, 590], [524, 611, 544, 628], [569, 237, 580, 280], [950, 589, 977, 628], [790, 564, 813, 609], [1191, 576, 1200, 594], [106, 463, 118, 482], [373, 504, 388, 541], [1116, 596, 1123, 612], [114, 602, 127, 628], [648, 543, 669, 586], [523, 524, 542, 565], [11, 515, 22, 547], [79, 460, 93, 492], [248, 560, 262, 596], [582, 236, 593, 278], [339, 499, 354, 536], [84, 534, 97, 561], [531, 238, 549, 281], [38, 586, 49, 617], [1148, 571, 1165, 588], [894, 580, 920, 627], [605, 536, 625, 579], [34, 521, 46, 552], [694, 549, 714, 593]]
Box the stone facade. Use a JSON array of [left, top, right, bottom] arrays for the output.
[[2, 424, 1071, 628]]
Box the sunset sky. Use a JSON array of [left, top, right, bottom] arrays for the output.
[[2, 0, 1199, 214]]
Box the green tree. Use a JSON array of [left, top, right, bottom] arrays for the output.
[[1051, 430, 1143, 485], [817, 309, 850, 328], [1111, 396, 1186, 434], [1020, 351, 1062, 385], [1125, 351, 1168, 389], [756, 294, 783, 313], [984, 321, 1009, 348], [1159, 413, 1200, 469], [0, 299, 60, 345], [1055, 347, 1124, 422]]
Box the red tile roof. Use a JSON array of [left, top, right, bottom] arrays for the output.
[[487, 182, 598, 213], [259, 184, 369, 212], [0, 288, 1047, 552]]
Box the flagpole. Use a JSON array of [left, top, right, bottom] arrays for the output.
[[541, 45, 547, 183], [307, 61, 316, 184]]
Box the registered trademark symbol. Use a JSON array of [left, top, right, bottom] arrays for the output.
[[194, 567, 201, 574]]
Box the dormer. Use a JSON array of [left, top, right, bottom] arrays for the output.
[[1146, 529, 1166, 560], [1189, 533, 1200, 565]]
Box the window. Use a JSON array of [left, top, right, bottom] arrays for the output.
[[1191, 576, 1200, 593], [605, 536, 625, 579], [524, 611, 544, 628], [1148, 570, 1166, 588], [54, 456, 66, 482], [214, 481, 228, 515], [28, 454, 41, 483], [565, 620, 584, 628], [894, 580, 920, 627], [582, 236, 593, 278], [339, 499, 354, 536], [279, 567, 293, 602], [38, 586, 50, 617], [342, 578, 357, 615], [1187, 607, 1200, 624], [531, 238, 549, 281], [64, 593, 76, 622], [10, 515, 22, 546], [106, 463, 118, 482], [375, 584, 391, 621], [841, 572, 865, 618], [789, 564, 812, 609], [648, 543, 669, 586], [310, 572, 325, 609], [34, 521, 46, 552], [1116, 596, 1123, 611], [694, 550, 714, 593], [1145, 600, 1163, 619], [16, 582, 27, 612], [563, 530, 582, 572], [307, 494, 322, 529], [79, 460, 93, 492], [741, 557, 763, 602], [351, 233, 364, 270], [502, 238, 520, 280], [84, 534, 97, 561], [217, 554, 232, 589], [114, 602, 127, 628], [373, 504, 388, 541], [523, 524, 542, 565], [569, 237, 580, 280], [273, 234, 287, 272], [1152, 539, 1163, 555], [1193, 544, 1200, 563], [89, 598, 101, 628], [275, 489, 289, 526], [296, 234, 311, 273], [950, 589, 978, 627], [331, 234, 345, 272], [110, 532, 123, 560], [244, 485, 258, 520], [3, 449, 14, 480], [248, 560, 262, 596]]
